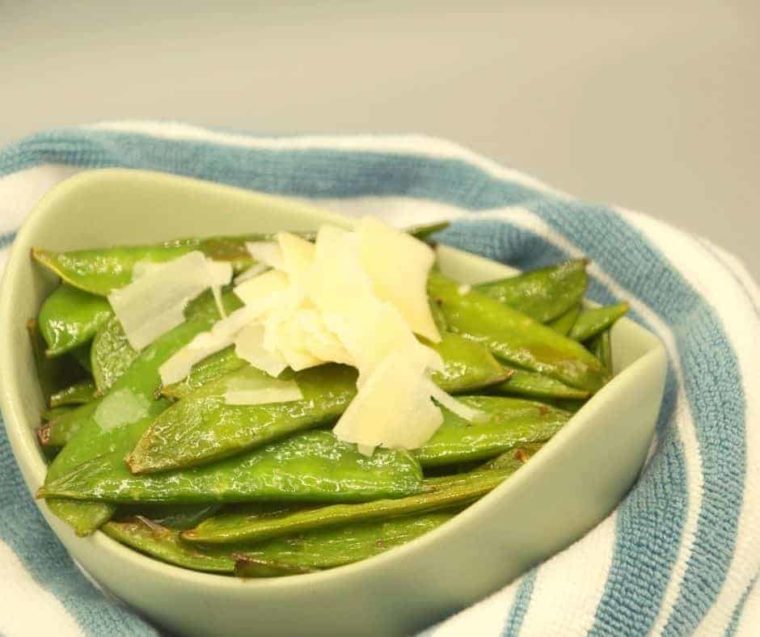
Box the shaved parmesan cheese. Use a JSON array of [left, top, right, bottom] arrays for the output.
[[108, 251, 232, 350], [263, 309, 325, 371], [427, 382, 484, 423], [233, 262, 269, 284], [159, 306, 258, 386], [277, 232, 315, 289], [246, 241, 284, 270], [333, 350, 443, 453], [234, 270, 290, 308], [358, 216, 440, 343], [223, 373, 302, 406], [94, 389, 151, 431], [234, 323, 289, 377]]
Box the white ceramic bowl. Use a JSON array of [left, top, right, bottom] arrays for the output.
[[0, 169, 666, 637]]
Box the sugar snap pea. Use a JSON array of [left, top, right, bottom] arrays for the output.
[[103, 518, 236, 573], [232, 511, 456, 576], [90, 316, 139, 394], [493, 366, 590, 401], [548, 305, 581, 336], [103, 511, 455, 576], [569, 302, 629, 342], [416, 396, 570, 467], [49, 380, 96, 408], [39, 430, 423, 504], [474, 259, 587, 323], [183, 466, 512, 545], [43, 292, 239, 535], [31, 235, 264, 296], [429, 272, 608, 391], [128, 365, 358, 475], [41, 405, 75, 423], [38, 285, 113, 356], [134, 334, 508, 474]]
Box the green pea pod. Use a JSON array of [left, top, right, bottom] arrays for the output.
[[429, 272, 608, 392], [184, 467, 511, 545], [43, 292, 240, 536], [27, 320, 88, 404], [474, 259, 588, 323], [415, 396, 571, 467], [49, 380, 97, 408], [547, 305, 581, 336], [161, 347, 246, 399], [38, 285, 113, 356], [233, 511, 455, 576], [493, 366, 590, 401], [102, 519, 236, 573], [103, 511, 455, 576], [429, 333, 509, 393], [30, 234, 274, 296], [90, 316, 139, 394], [39, 430, 423, 504], [569, 302, 629, 342], [587, 329, 613, 372], [135, 333, 508, 475], [128, 365, 358, 475]]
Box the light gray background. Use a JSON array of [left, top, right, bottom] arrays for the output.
[[2, 0, 758, 275]]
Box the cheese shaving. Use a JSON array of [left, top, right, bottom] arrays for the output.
[[246, 241, 284, 270], [108, 251, 232, 350], [146, 219, 457, 454]]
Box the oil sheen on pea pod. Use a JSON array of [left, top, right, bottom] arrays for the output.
[[49, 380, 97, 408], [132, 333, 508, 475], [42, 292, 240, 536], [103, 510, 456, 576], [91, 316, 139, 394], [493, 366, 590, 401], [183, 466, 512, 545], [39, 430, 423, 504], [415, 396, 571, 467], [38, 285, 113, 356], [128, 365, 358, 475], [569, 302, 629, 342], [429, 272, 608, 392], [31, 235, 267, 296], [547, 305, 581, 337], [474, 259, 588, 323]]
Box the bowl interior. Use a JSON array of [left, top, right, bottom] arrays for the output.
[[0, 169, 666, 637]]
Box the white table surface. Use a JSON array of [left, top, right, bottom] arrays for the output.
[[2, 0, 758, 276]]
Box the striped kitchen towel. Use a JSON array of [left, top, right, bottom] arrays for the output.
[[0, 122, 758, 637]]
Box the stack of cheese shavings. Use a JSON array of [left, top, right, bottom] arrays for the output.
[[107, 217, 479, 455]]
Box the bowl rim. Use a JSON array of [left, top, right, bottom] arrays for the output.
[[0, 168, 666, 592]]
